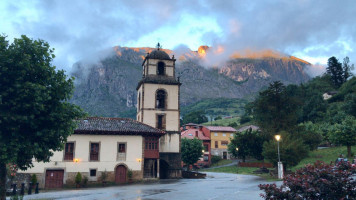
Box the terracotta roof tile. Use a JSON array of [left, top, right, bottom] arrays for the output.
[[205, 126, 237, 132], [75, 117, 165, 136], [181, 129, 210, 140]]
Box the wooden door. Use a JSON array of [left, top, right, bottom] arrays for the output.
[[223, 152, 227, 159], [45, 170, 64, 188], [115, 165, 127, 184]]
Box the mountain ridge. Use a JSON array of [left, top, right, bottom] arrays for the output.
[[70, 46, 311, 118]]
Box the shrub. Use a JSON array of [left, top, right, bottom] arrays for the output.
[[228, 122, 238, 127], [127, 169, 133, 179], [75, 172, 82, 185], [262, 132, 309, 169], [101, 170, 108, 182], [239, 115, 251, 124], [82, 176, 88, 187], [259, 161, 356, 199], [31, 174, 37, 185], [211, 155, 222, 164]]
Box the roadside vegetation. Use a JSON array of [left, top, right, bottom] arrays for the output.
[[210, 159, 233, 167], [202, 56, 356, 189]]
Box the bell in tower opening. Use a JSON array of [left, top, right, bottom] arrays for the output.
[[136, 44, 182, 178]]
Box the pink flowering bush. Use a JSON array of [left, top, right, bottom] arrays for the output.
[[259, 161, 356, 200], [6, 164, 18, 179]]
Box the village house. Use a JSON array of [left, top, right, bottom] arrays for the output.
[[19, 117, 164, 188], [17, 45, 182, 188], [202, 126, 237, 159], [181, 124, 237, 161], [322, 91, 338, 100], [181, 124, 211, 167]]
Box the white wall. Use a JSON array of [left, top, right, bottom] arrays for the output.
[[159, 133, 180, 153], [20, 135, 143, 174], [143, 84, 179, 110]]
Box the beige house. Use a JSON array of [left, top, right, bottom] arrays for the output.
[[18, 45, 182, 188], [19, 117, 164, 188], [203, 126, 237, 159]]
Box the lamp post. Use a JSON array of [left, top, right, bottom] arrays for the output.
[[275, 135, 281, 162], [274, 135, 283, 179], [235, 147, 239, 173]]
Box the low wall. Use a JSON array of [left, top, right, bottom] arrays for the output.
[[238, 162, 273, 168]]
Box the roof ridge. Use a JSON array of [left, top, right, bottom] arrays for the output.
[[133, 119, 166, 133]]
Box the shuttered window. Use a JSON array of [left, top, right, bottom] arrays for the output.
[[64, 142, 74, 161], [90, 143, 99, 161], [156, 114, 166, 130]]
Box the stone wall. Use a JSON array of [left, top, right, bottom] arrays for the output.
[[7, 173, 30, 189], [17, 169, 144, 189], [211, 148, 231, 159]]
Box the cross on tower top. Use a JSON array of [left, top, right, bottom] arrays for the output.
[[156, 42, 161, 50]]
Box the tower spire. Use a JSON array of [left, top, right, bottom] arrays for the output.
[[156, 42, 161, 50]]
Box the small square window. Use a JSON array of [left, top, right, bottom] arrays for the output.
[[222, 133, 226, 137], [230, 134, 234, 137], [90, 169, 97, 177], [214, 133, 218, 136]]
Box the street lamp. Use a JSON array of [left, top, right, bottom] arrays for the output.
[[274, 135, 283, 179], [275, 135, 281, 162], [235, 147, 239, 173]]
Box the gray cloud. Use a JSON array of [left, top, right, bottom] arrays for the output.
[[1, 0, 356, 73]]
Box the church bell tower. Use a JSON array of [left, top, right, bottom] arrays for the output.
[[136, 43, 181, 178]]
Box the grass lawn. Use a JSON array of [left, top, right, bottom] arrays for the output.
[[201, 146, 356, 181], [202, 117, 240, 126], [291, 145, 356, 171], [202, 165, 278, 181], [210, 159, 233, 167]]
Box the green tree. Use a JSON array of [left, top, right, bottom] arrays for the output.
[[0, 35, 84, 199], [262, 132, 309, 169], [181, 138, 203, 170], [248, 81, 299, 134], [344, 93, 356, 118], [214, 116, 222, 121], [295, 122, 323, 150], [342, 56, 354, 82], [182, 110, 208, 125], [327, 56, 344, 87], [75, 172, 82, 187], [228, 128, 266, 162], [328, 115, 356, 157]]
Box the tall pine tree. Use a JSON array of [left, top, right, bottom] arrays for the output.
[[327, 56, 344, 88], [342, 56, 354, 82]]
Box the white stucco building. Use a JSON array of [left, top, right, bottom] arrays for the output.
[[18, 45, 182, 188]]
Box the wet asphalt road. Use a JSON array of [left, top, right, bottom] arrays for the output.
[[19, 172, 279, 200]]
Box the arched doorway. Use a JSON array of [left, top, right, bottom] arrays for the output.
[[159, 160, 169, 179], [115, 165, 127, 184]]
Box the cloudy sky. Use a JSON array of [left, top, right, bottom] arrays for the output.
[[1, 0, 355, 74]]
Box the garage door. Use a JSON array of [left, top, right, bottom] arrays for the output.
[[45, 170, 64, 188]]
